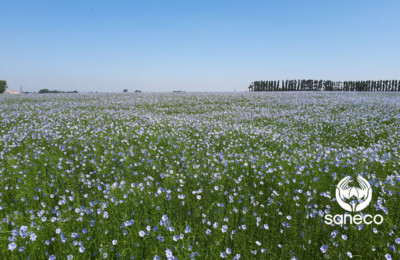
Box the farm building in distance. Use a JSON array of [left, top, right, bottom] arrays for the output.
[[3, 90, 21, 95]]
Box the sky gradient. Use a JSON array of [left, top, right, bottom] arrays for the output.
[[1, 0, 400, 92]]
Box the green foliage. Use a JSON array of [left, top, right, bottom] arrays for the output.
[[39, 89, 77, 94], [123, 89, 128, 93], [0, 80, 7, 93], [250, 80, 400, 91], [39, 88, 50, 93]]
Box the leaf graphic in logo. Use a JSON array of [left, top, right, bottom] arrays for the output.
[[335, 176, 372, 212]]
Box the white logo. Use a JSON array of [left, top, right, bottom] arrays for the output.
[[324, 176, 383, 225], [336, 176, 372, 212]]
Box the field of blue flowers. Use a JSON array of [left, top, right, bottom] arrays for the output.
[[0, 92, 399, 259]]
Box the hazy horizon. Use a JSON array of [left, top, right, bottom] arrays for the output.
[[2, 0, 400, 93]]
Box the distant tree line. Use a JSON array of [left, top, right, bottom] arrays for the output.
[[249, 80, 400, 92], [39, 89, 78, 93]]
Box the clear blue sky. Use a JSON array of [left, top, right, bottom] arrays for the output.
[[1, 0, 400, 92]]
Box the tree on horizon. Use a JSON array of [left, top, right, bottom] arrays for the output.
[[0, 80, 8, 93]]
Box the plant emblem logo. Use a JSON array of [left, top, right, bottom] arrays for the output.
[[336, 176, 372, 212], [324, 175, 383, 225]]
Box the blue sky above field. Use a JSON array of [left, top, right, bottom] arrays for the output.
[[1, 0, 400, 92]]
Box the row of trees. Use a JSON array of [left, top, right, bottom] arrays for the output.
[[249, 80, 400, 92], [0, 80, 7, 93], [39, 89, 78, 93]]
